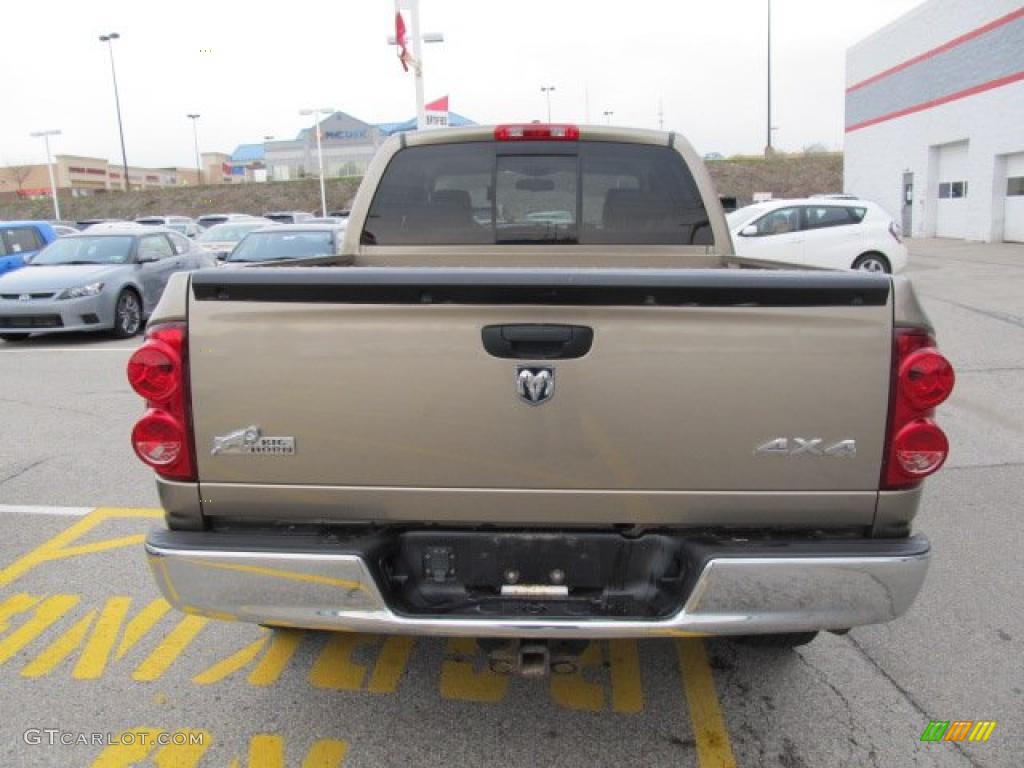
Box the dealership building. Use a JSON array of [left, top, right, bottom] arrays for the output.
[[262, 100, 475, 182], [844, 0, 1023, 242]]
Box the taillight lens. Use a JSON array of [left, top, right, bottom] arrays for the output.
[[889, 222, 902, 243], [899, 349, 955, 410], [127, 341, 180, 403], [892, 419, 949, 477], [127, 322, 195, 481], [882, 329, 954, 489], [494, 124, 580, 141], [132, 410, 186, 467]]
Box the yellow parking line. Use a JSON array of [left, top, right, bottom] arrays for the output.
[[20, 609, 98, 678], [0, 594, 80, 664], [53, 535, 148, 559], [676, 639, 736, 768], [249, 630, 303, 686], [0, 507, 162, 589], [366, 636, 415, 693], [193, 634, 269, 685], [131, 615, 208, 682], [440, 638, 510, 703], [609, 639, 644, 714]]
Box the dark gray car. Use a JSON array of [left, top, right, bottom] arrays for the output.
[[0, 227, 215, 341], [222, 224, 346, 266]]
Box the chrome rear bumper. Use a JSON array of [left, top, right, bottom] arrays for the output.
[[145, 530, 930, 638]]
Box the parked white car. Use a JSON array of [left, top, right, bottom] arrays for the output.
[[727, 198, 907, 273]]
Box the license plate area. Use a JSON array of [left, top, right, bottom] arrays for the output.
[[376, 530, 691, 619]]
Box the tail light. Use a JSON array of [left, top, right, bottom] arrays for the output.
[[882, 329, 955, 489], [889, 222, 902, 243], [494, 124, 579, 141], [127, 322, 195, 481]]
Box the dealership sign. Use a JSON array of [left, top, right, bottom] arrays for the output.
[[424, 95, 449, 129]]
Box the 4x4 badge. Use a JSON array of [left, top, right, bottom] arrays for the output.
[[516, 366, 555, 405], [755, 437, 857, 458]]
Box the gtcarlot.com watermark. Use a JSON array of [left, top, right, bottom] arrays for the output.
[[24, 729, 204, 747]]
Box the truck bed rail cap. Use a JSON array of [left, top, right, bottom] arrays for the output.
[[189, 267, 890, 307]]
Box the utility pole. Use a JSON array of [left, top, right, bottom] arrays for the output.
[[187, 114, 202, 185], [540, 86, 556, 122], [602, 110, 614, 125], [30, 129, 62, 220], [658, 98, 664, 131], [389, 0, 444, 130]]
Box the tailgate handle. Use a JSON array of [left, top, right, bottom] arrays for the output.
[[482, 324, 593, 359]]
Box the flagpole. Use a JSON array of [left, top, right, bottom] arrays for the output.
[[409, 0, 426, 130]]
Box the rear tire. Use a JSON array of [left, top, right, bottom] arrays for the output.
[[852, 253, 891, 273], [735, 631, 819, 649], [0, 333, 30, 342], [112, 289, 142, 338]]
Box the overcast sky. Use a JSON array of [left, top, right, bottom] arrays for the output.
[[0, 0, 925, 169]]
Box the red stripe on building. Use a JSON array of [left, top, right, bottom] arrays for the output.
[[847, 7, 1024, 94], [846, 70, 1024, 132]]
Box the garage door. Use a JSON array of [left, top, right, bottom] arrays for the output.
[[1004, 153, 1024, 243], [936, 142, 968, 239]]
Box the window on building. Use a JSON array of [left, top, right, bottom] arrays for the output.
[[1006, 177, 1024, 197], [939, 181, 967, 199]]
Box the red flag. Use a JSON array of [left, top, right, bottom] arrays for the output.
[[395, 11, 412, 72], [425, 95, 448, 112]]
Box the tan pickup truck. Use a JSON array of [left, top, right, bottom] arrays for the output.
[[129, 125, 954, 669]]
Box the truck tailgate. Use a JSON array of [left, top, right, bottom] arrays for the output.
[[187, 268, 893, 527]]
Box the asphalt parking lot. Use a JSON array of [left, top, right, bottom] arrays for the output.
[[0, 238, 1022, 767]]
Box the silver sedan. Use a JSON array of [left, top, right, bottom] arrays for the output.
[[0, 227, 215, 341]]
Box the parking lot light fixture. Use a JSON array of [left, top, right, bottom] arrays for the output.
[[299, 107, 334, 217], [540, 86, 556, 122], [29, 129, 62, 220], [187, 114, 202, 185], [602, 110, 614, 125], [98, 33, 130, 191]]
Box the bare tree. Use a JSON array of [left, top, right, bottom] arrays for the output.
[[2, 162, 35, 193]]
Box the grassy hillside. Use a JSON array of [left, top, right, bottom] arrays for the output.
[[0, 177, 363, 222], [706, 152, 843, 203], [0, 153, 843, 222]]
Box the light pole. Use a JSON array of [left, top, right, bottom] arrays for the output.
[[602, 110, 614, 125], [99, 33, 130, 191], [30, 129, 62, 220], [299, 107, 334, 217], [766, 0, 773, 155], [186, 114, 202, 185], [540, 86, 556, 122]]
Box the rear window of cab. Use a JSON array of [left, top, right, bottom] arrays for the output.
[[362, 142, 712, 247]]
